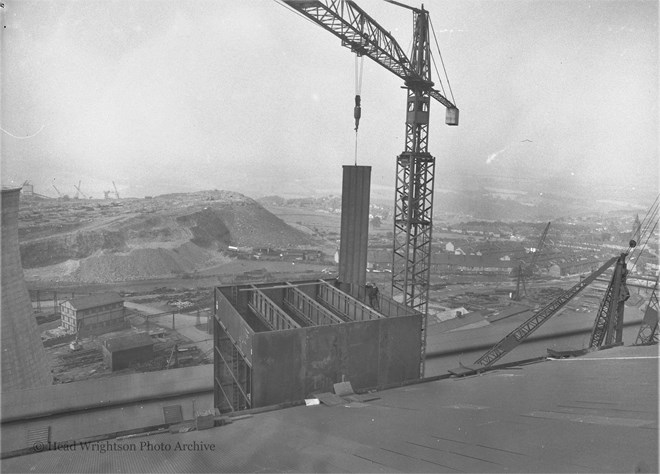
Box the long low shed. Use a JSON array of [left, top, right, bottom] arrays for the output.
[[102, 333, 154, 371]]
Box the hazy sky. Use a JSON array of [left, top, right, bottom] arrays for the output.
[[1, 0, 657, 200]]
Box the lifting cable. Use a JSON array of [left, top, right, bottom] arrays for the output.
[[628, 194, 660, 274], [354, 54, 364, 166], [429, 17, 456, 105]]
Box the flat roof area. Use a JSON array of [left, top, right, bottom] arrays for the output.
[[3, 344, 657, 473], [103, 333, 153, 353]]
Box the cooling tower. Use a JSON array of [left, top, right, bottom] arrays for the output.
[[1, 188, 52, 392]]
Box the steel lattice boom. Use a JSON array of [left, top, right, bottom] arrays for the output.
[[589, 255, 630, 348], [281, 1, 457, 110], [450, 256, 618, 374]]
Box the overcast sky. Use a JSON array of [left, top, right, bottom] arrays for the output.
[[1, 0, 657, 201]]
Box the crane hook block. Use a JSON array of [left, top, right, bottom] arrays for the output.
[[354, 94, 362, 131]]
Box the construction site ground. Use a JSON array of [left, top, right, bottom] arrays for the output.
[[41, 299, 213, 385]]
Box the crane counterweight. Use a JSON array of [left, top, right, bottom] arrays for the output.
[[446, 107, 459, 125]]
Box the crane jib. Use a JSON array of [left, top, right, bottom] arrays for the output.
[[282, 0, 459, 124]]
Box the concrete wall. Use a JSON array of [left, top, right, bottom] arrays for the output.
[[250, 314, 422, 407], [1, 188, 52, 392], [214, 281, 422, 412]]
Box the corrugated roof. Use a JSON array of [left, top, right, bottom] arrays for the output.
[[103, 333, 153, 353], [66, 292, 123, 311]]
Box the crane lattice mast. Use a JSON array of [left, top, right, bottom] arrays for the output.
[[634, 276, 659, 345]]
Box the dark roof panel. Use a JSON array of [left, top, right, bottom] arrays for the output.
[[67, 292, 124, 311], [103, 333, 153, 353]]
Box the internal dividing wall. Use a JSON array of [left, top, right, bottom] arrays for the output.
[[213, 279, 421, 413]]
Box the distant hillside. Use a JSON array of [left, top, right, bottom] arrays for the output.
[[19, 190, 315, 283]]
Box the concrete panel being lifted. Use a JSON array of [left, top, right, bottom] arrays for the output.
[[338, 165, 371, 289]]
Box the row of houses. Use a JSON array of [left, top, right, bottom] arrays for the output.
[[367, 249, 612, 278], [229, 246, 326, 262]]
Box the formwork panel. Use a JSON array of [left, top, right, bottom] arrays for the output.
[[377, 314, 422, 387], [338, 165, 371, 289], [251, 330, 304, 407]]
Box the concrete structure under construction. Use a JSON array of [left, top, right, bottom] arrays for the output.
[[213, 279, 421, 413], [1, 188, 52, 392]]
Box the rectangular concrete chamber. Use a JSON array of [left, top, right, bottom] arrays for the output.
[[213, 278, 422, 413]]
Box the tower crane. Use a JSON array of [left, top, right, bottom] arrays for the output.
[[512, 222, 551, 301], [280, 0, 459, 373]]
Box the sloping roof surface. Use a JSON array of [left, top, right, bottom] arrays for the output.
[[66, 292, 123, 311], [2, 345, 657, 472]]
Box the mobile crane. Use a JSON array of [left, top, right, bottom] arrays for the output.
[[511, 222, 551, 301], [280, 0, 459, 374], [450, 243, 634, 376]]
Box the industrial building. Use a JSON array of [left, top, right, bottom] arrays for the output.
[[213, 166, 426, 413], [1, 188, 52, 393], [102, 333, 154, 371], [59, 293, 126, 336]]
